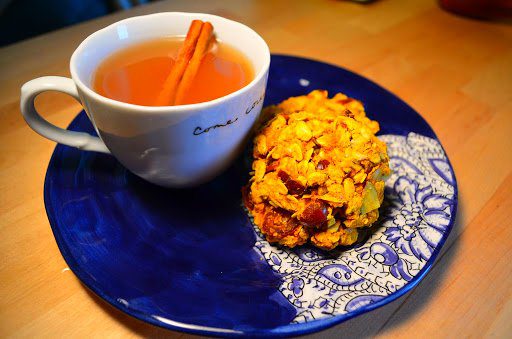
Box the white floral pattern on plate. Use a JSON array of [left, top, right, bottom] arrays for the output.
[[250, 133, 456, 322]]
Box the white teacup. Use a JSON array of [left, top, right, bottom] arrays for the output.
[[20, 12, 270, 187]]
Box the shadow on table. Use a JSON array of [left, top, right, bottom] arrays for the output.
[[82, 201, 463, 339]]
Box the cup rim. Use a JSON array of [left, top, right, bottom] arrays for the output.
[[70, 12, 270, 113]]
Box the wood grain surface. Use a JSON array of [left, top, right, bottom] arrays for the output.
[[1, 0, 511, 337]]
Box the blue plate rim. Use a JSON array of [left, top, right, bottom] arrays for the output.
[[43, 54, 458, 337]]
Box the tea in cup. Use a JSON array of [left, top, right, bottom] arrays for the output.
[[20, 12, 270, 187]]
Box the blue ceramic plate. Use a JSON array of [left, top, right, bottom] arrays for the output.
[[44, 55, 457, 337]]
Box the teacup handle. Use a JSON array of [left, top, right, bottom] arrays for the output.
[[20, 76, 110, 154]]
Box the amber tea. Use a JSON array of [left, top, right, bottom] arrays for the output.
[[93, 37, 254, 106]]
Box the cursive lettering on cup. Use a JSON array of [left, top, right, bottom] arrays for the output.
[[192, 92, 265, 136], [245, 93, 265, 115], [193, 117, 239, 136]]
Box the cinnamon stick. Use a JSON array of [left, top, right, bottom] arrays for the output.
[[155, 20, 204, 106], [174, 22, 214, 105]]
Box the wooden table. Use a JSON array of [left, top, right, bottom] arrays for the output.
[[1, 0, 511, 337]]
